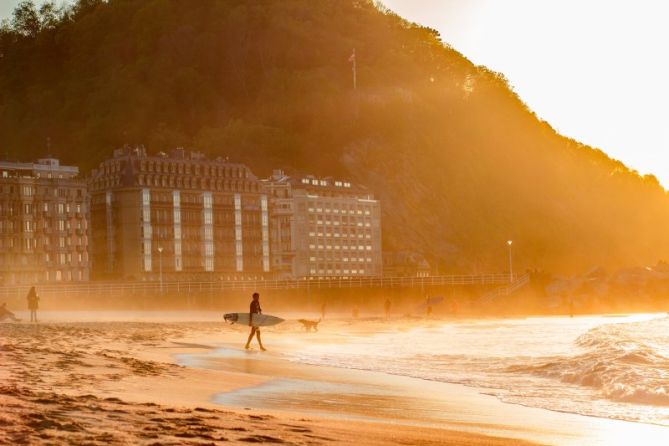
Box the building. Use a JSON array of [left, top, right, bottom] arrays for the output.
[[382, 251, 431, 277], [263, 170, 382, 279], [0, 158, 89, 284], [89, 146, 270, 281]]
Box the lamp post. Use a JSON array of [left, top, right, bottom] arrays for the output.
[[507, 240, 513, 283], [157, 246, 163, 293]]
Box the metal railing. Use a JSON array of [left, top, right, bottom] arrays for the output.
[[480, 273, 531, 300], [0, 273, 515, 299]]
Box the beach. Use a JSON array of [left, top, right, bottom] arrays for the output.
[[2, 312, 668, 445]]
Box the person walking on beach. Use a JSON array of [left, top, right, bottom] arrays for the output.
[[245, 292, 266, 351], [26, 286, 39, 323], [0, 302, 20, 322], [384, 298, 391, 320]]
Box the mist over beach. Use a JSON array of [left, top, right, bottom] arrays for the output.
[[3, 0, 669, 445]]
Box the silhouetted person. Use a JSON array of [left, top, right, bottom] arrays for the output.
[[384, 298, 391, 319], [569, 297, 574, 318], [0, 302, 20, 322], [425, 296, 432, 317], [27, 286, 39, 323], [245, 292, 266, 351], [321, 301, 327, 320]]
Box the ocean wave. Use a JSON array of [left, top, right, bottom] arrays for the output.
[[505, 318, 669, 406]]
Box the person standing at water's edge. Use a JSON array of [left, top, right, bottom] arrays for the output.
[[26, 286, 39, 323], [245, 292, 266, 351]]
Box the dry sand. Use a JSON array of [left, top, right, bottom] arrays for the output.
[[2, 313, 669, 445]]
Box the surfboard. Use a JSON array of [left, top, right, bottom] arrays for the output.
[[224, 313, 284, 327]]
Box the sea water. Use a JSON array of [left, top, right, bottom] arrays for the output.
[[286, 314, 669, 426]]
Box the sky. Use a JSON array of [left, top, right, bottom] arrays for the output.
[[381, 0, 669, 187], [2, 0, 668, 187]]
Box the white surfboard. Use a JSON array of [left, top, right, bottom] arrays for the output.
[[224, 313, 284, 327]]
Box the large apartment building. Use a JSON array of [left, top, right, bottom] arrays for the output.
[[0, 158, 90, 284], [263, 170, 382, 279], [89, 146, 270, 281]]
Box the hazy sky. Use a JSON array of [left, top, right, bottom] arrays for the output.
[[382, 0, 669, 187], [3, 1, 668, 186]]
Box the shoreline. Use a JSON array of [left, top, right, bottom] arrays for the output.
[[178, 335, 669, 446], [0, 317, 537, 445], [2, 313, 669, 445]]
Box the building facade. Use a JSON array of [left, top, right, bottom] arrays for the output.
[[263, 171, 382, 279], [0, 158, 90, 284], [89, 147, 270, 281], [382, 251, 431, 277]]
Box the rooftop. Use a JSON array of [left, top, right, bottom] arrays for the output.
[[0, 157, 79, 178]]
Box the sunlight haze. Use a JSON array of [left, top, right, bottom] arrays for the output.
[[382, 0, 669, 187]]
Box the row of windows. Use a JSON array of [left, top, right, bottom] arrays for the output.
[[0, 201, 84, 215], [309, 269, 367, 275], [138, 160, 249, 178], [0, 235, 87, 248], [308, 207, 372, 215], [309, 220, 373, 228], [300, 178, 352, 188], [309, 244, 374, 251], [0, 184, 85, 198], [310, 234, 373, 240], [309, 257, 374, 263]]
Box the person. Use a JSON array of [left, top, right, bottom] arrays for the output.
[[245, 292, 266, 351], [26, 286, 39, 323], [0, 302, 20, 322], [384, 298, 391, 319], [569, 297, 575, 318], [321, 301, 327, 320]]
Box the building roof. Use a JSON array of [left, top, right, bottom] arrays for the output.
[[0, 157, 79, 178]]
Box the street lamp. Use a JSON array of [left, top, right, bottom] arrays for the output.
[[507, 240, 513, 283], [157, 246, 163, 293]]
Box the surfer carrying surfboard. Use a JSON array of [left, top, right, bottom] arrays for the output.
[[245, 292, 266, 351]]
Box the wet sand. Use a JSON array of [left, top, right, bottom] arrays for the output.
[[0, 315, 534, 445], [1, 312, 668, 445]]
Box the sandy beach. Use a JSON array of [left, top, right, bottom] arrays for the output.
[[2, 312, 668, 445]]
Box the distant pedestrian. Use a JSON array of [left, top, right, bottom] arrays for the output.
[[384, 298, 391, 319], [569, 297, 574, 318], [26, 286, 39, 323], [0, 302, 20, 322], [321, 301, 327, 320]]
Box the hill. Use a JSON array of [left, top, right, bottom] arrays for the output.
[[1, 0, 668, 274]]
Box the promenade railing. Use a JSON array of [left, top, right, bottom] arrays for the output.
[[0, 273, 517, 299]]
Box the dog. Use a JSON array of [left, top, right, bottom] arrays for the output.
[[297, 318, 321, 332]]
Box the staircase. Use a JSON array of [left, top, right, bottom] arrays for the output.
[[480, 273, 530, 301]]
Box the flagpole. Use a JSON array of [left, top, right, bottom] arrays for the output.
[[350, 48, 357, 90]]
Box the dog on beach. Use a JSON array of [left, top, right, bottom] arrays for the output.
[[297, 318, 321, 332]]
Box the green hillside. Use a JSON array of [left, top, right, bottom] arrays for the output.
[[2, 0, 668, 273]]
